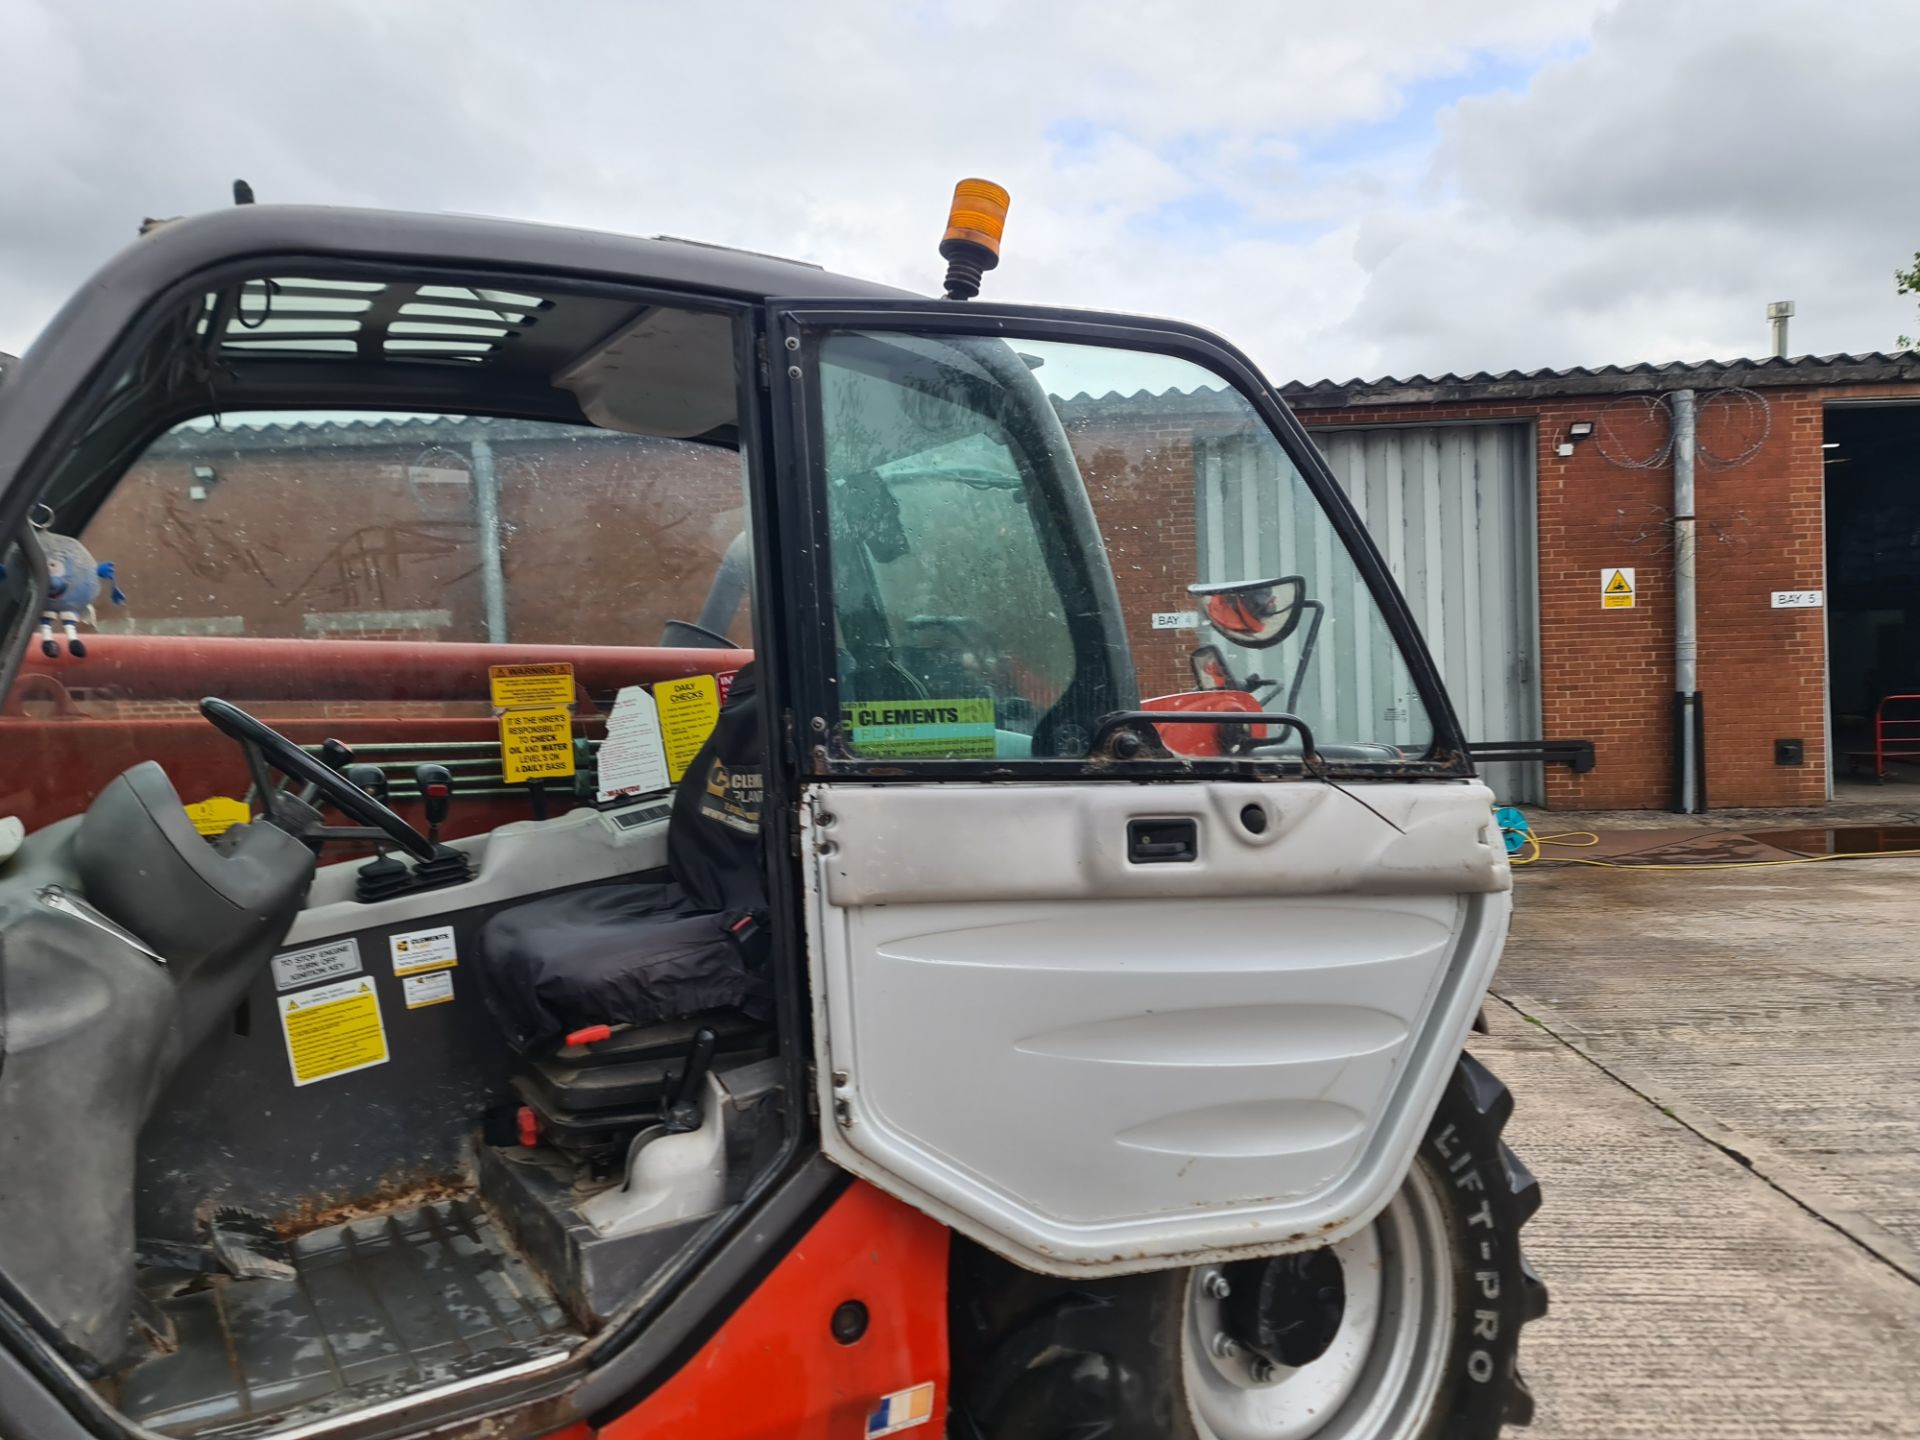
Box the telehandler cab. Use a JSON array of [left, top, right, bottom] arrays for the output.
[[0, 181, 1543, 1440]]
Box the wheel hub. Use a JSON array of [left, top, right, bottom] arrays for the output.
[[1181, 1162, 1456, 1440], [1219, 1248, 1348, 1368]]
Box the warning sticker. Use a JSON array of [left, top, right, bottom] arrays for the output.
[[500, 705, 577, 784], [184, 795, 251, 837], [489, 662, 575, 709], [272, 937, 362, 992], [657, 674, 722, 781], [1602, 568, 1636, 610], [401, 970, 456, 1009], [389, 924, 458, 976], [846, 698, 996, 758], [279, 977, 388, 1087]]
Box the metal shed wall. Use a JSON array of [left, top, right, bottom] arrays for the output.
[[1314, 423, 1542, 802]]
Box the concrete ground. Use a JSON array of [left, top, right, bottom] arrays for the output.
[[1478, 854, 1920, 1437]]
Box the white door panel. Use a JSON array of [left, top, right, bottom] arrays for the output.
[[805, 780, 1510, 1275]]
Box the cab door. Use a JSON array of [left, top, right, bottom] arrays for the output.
[[767, 301, 1511, 1277]]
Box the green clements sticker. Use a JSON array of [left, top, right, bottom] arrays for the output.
[[846, 698, 996, 758]]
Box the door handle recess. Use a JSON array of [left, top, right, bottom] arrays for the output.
[[1127, 817, 1197, 864]]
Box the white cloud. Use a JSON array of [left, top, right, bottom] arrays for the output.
[[2, 0, 1914, 383]]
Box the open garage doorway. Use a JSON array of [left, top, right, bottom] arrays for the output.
[[1825, 403, 1920, 790]]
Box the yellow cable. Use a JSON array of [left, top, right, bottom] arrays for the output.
[[1497, 818, 1920, 873]]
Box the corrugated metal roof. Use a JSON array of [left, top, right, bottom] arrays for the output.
[[1276, 350, 1920, 409]]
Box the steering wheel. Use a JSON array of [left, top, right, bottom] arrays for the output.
[[199, 697, 437, 861]]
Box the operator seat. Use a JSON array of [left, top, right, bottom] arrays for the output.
[[477, 665, 770, 1056]]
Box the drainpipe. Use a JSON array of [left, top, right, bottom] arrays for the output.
[[471, 437, 509, 644], [1672, 390, 1702, 813]]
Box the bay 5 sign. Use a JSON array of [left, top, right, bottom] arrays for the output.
[[0, 179, 1541, 1440]]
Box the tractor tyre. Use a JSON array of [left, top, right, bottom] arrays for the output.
[[950, 1050, 1546, 1440]]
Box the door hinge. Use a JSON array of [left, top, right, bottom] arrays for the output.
[[755, 333, 770, 390]]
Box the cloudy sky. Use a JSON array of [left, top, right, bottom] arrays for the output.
[[3, 0, 1916, 384]]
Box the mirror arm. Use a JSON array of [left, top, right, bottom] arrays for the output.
[[1284, 601, 1327, 715]]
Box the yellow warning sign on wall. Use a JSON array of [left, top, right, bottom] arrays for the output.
[[657, 674, 721, 781], [1601, 567, 1636, 610], [278, 977, 389, 1087], [499, 705, 578, 784], [489, 662, 575, 709]]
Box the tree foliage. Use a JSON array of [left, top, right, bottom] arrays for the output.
[[1899, 251, 1920, 349]]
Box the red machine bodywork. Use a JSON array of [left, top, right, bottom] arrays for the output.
[[1140, 687, 1265, 756], [2, 635, 743, 839], [594, 1180, 950, 1440]]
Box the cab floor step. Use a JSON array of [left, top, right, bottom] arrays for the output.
[[111, 1197, 578, 1436]]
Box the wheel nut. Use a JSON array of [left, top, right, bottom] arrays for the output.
[[1210, 1332, 1239, 1360], [1204, 1272, 1232, 1300], [1250, 1358, 1278, 1383]]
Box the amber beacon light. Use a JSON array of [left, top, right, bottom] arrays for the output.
[[940, 178, 1009, 300]]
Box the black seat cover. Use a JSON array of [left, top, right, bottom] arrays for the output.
[[479, 666, 769, 1051]]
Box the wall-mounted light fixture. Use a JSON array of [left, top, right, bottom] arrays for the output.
[[1557, 420, 1596, 457]]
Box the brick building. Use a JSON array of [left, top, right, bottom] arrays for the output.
[[1279, 354, 1920, 810]]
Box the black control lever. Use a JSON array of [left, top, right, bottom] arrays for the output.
[[344, 763, 388, 801], [662, 1027, 719, 1134], [413, 764, 453, 845], [405, 762, 473, 892], [345, 763, 414, 902]]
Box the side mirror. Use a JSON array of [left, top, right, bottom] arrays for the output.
[[1188, 575, 1305, 649]]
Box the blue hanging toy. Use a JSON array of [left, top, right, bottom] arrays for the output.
[[0, 507, 127, 658]]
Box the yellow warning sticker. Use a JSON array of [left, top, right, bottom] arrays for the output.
[[184, 795, 251, 837], [278, 977, 389, 1087], [657, 674, 721, 781], [489, 662, 575, 709], [1601, 567, 1636, 610], [500, 705, 577, 784]]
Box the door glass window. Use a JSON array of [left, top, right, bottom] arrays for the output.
[[814, 331, 1433, 763]]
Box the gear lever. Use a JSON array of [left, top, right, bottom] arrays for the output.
[[413, 763, 453, 845], [663, 1027, 719, 1134], [347, 764, 412, 903], [408, 763, 472, 890]]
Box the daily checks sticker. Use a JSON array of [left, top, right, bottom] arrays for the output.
[[488, 662, 575, 708], [500, 706, 577, 784], [278, 977, 388, 1087], [846, 699, 995, 759], [657, 674, 721, 781], [389, 924, 458, 976]]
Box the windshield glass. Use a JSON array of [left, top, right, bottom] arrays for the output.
[[816, 331, 1434, 764]]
